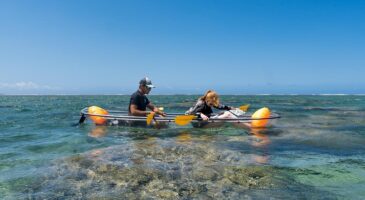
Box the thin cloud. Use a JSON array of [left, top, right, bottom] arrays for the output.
[[0, 82, 58, 90]]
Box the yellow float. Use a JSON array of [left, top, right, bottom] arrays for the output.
[[88, 106, 109, 125], [251, 107, 271, 128]]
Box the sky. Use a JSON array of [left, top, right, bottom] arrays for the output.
[[1, 0, 365, 95]]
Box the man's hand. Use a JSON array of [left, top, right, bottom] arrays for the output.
[[153, 108, 166, 117]]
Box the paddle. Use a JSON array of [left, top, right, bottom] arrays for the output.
[[174, 104, 250, 126], [175, 115, 197, 126], [146, 107, 164, 125], [78, 114, 86, 124], [228, 104, 250, 117], [146, 112, 155, 125], [239, 104, 250, 112], [72, 114, 86, 126]]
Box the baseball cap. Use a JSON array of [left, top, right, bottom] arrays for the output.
[[139, 77, 155, 88]]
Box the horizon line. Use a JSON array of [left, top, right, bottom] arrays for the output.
[[1, 93, 365, 96]]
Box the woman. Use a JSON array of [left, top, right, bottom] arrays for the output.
[[185, 90, 237, 120]]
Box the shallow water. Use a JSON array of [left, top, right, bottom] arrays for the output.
[[0, 95, 364, 199]]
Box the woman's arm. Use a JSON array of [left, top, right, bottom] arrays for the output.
[[185, 100, 204, 115], [215, 104, 232, 111]]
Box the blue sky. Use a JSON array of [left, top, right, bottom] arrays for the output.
[[1, 0, 365, 94]]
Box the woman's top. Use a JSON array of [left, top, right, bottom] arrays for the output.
[[185, 99, 231, 117]]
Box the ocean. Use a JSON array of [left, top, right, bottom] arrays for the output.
[[1, 95, 364, 199]]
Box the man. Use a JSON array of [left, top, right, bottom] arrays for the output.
[[129, 77, 166, 117]]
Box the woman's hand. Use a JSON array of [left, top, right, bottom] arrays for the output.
[[200, 113, 209, 120]]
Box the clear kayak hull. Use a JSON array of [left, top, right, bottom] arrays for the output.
[[79, 107, 281, 128]]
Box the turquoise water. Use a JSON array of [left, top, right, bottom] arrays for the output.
[[1, 95, 364, 199]]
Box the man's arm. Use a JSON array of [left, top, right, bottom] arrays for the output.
[[130, 104, 150, 116]]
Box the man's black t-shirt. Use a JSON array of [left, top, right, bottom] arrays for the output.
[[129, 90, 150, 114]]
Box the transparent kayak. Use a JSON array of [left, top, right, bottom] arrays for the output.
[[79, 107, 281, 127]]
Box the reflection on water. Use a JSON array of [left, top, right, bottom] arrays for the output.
[[176, 132, 193, 144], [250, 128, 271, 148], [89, 126, 108, 138], [250, 128, 271, 165]]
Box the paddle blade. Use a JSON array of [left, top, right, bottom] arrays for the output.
[[146, 112, 155, 125], [239, 104, 250, 112], [78, 114, 86, 124], [175, 115, 196, 126]]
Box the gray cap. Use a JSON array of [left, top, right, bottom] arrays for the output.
[[139, 77, 155, 88]]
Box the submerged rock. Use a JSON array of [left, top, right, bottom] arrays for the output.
[[223, 166, 275, 189], [26, 138, 334, 199]]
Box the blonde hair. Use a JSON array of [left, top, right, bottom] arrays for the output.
[[200, 90, 220, 107]]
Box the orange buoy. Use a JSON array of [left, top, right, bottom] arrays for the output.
[[88, 106, 109, 125], [251, 107, 271, 128]]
